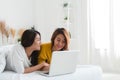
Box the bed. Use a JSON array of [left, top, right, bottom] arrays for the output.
[[0, 45, 102, 80], [0, 65, 102, 80]]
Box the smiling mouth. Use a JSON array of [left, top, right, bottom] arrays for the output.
[[57, 46, 62, 49]]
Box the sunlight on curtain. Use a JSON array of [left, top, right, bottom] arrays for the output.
[[89, 0, 120, 73], [90, 0, 110, 53], [89, 0, 110, 56]]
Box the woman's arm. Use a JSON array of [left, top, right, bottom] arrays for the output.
[[24, 62, 49, 73]]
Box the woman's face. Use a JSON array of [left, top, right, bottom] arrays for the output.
[[32, 34, 41, 50], [53, 34, 66, 51]]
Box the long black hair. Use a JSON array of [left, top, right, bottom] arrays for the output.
[[21, 29, 40, 66], [21, 29, 40, 47], [31, 51, 39, 66]]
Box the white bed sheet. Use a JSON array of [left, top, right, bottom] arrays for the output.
[[0, 65, 102, 80]]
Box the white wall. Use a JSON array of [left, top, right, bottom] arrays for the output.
[[0, 0, 89, 65], [0, 0, 35, 29], [35, 0, 65, 42]]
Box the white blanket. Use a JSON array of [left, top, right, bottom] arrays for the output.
[[0, 65, 103, 80]]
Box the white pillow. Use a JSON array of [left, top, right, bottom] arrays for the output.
[[0, 45, 14, 73], [0, 53, 6, 73]]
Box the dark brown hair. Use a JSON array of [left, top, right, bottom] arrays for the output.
[[51, 28, 70, 50]]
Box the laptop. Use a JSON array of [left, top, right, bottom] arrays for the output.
[[39, 50, 79, 77]]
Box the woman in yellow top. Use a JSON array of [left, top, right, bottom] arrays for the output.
[[31, 28, 70, 69], [37, 28, 70, 70]]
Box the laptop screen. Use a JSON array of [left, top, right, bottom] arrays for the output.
[[48, 50, 79, 76]]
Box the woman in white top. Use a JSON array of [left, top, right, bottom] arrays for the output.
[[5, 29, 49, 73]]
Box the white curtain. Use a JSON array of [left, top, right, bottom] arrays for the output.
[[88, 0, 120, 73]]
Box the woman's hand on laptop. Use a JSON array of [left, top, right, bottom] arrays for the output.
[[40, 62, 50, 71]]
